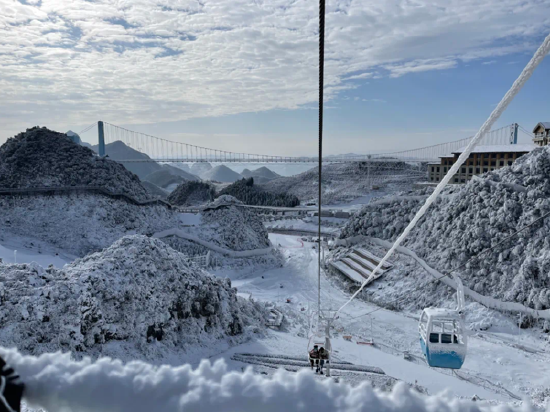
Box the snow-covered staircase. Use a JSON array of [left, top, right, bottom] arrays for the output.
[[330, 248, 392, 285]]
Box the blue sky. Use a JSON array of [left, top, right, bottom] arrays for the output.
[[1, 0, 549, 156]]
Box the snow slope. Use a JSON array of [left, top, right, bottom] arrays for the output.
[[202, 165, 243, 183], [340, 146, 550, 320], [0, 235, 266, 360]]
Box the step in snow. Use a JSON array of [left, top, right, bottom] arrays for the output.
[[341, 258, 372, 279], [347, 253, 386, 274], [353, 248, 393, 269], [329, 261, 365, 284]]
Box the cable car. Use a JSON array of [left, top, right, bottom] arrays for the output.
[[419, 275, 467, 369]]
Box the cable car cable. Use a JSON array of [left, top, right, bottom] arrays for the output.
[[317, 0, 325, 324]]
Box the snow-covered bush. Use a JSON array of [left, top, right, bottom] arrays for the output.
[[0, 194, 178, 255], [340, 147, 550, 312], [0, 347, 537, 412], [0, 127, 151, 202], [0, 235, 266, 359]]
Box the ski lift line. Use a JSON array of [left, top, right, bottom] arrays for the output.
[[343, 208, 550, 323], [317, 0, 325, 324], [335, 32, 550, 318]]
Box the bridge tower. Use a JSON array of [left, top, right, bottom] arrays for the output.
[[98, 121, 105, 157]]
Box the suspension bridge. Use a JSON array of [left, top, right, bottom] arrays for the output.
[[81, 121, 533, 165]]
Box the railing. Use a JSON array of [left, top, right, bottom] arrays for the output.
[[0, 186, 172, 208]]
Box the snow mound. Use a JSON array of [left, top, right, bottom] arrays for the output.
[[167, 181, 216, 206], [0, 235, 265, 358], [0, 348, 532, 412], [202, 165, 243, 183], [0, 128, 151, 202], [340, 146, 550, 315]]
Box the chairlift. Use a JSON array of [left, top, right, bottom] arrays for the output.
[[307, 317, 333, 375], [419, 274, 467, 369]]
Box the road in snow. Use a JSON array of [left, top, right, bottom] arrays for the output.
[[212, 233, 550, 403]]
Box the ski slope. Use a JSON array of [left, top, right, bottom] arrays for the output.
[[212, 233, 550, 404]]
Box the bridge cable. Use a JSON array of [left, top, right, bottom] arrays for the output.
[[78, 123, 96, 135], [317, 0, 325, 325], [344, 207, 550, 323], [334, 32, 550, 318]]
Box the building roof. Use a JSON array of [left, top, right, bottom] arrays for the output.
[[533, 122, 550, 132], [448, 144, 536, 155]]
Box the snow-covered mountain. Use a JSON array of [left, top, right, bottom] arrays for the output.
[[143, 165, 199, 190], [340, 146, 550, 317], [0, 127, 151, 202], [191, 162, 213, 177], [202, 165, 243, 183], [92, 140, 162, 180], [0, 235, 266, 359]]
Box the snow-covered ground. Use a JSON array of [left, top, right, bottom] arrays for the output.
[[208, 233, 550, 406], [0, 233, 75, 268]]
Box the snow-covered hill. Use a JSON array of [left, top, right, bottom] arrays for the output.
[[202, 165, 243, 183], [241, 166, 280, 184], [0, 127, 151, 202], [167, 181, 215, 206], [340, 146, 550, 318], [0, 235, 266, 359], [141, 181, 169, 199], [262, 162, 421, 204]]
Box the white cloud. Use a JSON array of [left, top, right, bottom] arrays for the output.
[[0, 347, 534, 412], [384, 59, 458, 78], [1, 0, 549, 140]]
